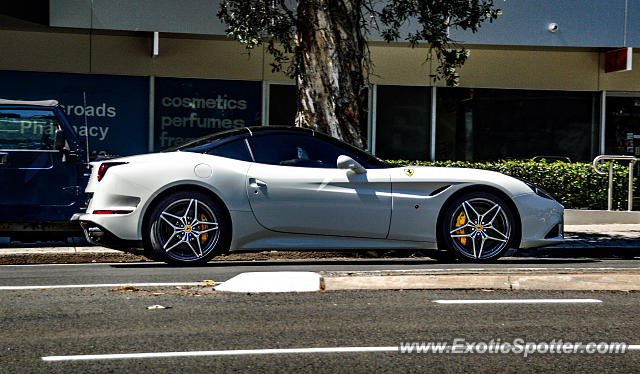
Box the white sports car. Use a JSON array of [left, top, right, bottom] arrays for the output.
[[72, 127, 563, 265]]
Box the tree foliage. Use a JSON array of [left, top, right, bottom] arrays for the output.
[[218, 1, 501, 148], [218, 0, 501, 86]]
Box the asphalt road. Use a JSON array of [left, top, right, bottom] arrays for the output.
[[1, 257, 640, 288], [1, 287, 639, 373]]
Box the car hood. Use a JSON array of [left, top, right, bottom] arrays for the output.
[[390, 166, 532, 197]]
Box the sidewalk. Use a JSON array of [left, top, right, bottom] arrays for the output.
[[321, 271, 640, 291]]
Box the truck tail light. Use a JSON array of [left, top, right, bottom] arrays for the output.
[[97, 162, 127, 181]]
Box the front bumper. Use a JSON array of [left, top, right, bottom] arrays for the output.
[[514, 194, 564, 248]]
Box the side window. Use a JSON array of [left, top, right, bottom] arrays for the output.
[[0, 109, 60, 150], [248, 134, 348, 168], [207, 139, 253, 162]]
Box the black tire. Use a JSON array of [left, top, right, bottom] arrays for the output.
[[439, 191, 516, 262], [143, 191, 230, 265]]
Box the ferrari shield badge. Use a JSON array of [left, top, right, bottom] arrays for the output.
[[404, 168, 414, 177]]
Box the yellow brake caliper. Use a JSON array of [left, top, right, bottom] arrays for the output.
[[200, 214, 208, 244], [455, 211, 467, 246]]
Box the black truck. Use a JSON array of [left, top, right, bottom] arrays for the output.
[[0, 99, 89, 242]]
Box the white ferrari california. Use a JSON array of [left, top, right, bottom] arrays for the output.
[[72, 126, 563, 265]]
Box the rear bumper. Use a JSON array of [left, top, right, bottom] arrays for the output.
[[71, 214, 142, 249], [71, 208, 142, 241]]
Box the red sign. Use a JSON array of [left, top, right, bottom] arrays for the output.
[[605, 48, 632, 73]]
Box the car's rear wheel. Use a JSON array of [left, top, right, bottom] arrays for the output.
[[440, 191, 515, 262], [145, 191, 230, 265]]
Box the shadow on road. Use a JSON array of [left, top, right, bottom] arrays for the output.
[[108, 257, 603, 269]]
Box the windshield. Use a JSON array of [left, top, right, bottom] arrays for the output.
[[314, 132, 392, 168], [163, 128, 249, 152], [162, 126, 392, 168]]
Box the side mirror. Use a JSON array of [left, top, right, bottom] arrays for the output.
[[337, 155, 366, 174], [54, 129, 66, 151]]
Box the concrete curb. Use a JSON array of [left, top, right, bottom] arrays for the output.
[[565, 209, 640, 225], [0, 247, 121, 255], [321, 272, 640, 291], [320, 267, 640, 276]]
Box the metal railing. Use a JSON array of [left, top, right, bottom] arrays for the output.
[[592, 155, 637, 211]]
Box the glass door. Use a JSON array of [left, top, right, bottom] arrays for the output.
[[605, 93, 640, 156], [605, 93, 640, 210]]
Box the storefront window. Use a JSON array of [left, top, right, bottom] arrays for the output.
[[375, 85, 430, 160], [154, 77, 261, 151], [605, 96, 640, 156], [268, 84, 297, 126], [268, 83, 369, 149], [436, 88, 599, 162]]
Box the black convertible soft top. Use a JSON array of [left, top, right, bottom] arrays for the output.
[[0, 99, 59, 107]]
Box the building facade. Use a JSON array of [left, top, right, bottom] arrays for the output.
[[1, 0, 640, 162]]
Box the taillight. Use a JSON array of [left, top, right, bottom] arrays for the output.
[[92, 210, 133, 214], [97, 162, 127, 181]]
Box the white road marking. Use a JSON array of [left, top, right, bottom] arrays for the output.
[[0, 262, 162, 267], [39, 344, 640, 361], [433, 299, 602, 304], [0, 282, 205, 290], [214, 272, 321, 293], [42, 346, 399, 361]]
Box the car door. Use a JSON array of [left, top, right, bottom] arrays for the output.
[[0, 107, 81, 221], [245, 133, 392, 238]]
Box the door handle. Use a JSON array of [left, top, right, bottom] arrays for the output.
[[0, 152, 7, 166], [249, 178, 267, 188]]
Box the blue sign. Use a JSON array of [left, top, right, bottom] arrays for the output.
[[0, 70, 149, 156], [154, 77, 261, 150]]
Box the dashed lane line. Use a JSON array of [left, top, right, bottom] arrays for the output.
[[41, 344, 640, 361], [433, 299, 602, 304], [42, 346, 399, 361]]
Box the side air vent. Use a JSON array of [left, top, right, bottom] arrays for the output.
[[545, 224, 561, 238], [429, 185, 451, 197]]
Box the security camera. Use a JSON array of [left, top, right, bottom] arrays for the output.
[[547, 23, 559, 33]]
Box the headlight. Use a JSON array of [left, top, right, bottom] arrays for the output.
[[512, 176, 555, 200], [523, 181, 554, 200]]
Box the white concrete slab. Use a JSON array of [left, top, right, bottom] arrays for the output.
[[565, 209, 640, 225], [214, 272, 321, 293]]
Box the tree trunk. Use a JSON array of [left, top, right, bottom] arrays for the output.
[[295, 0, 367, 148]]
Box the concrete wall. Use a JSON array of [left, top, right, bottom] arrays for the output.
[[89, 33, 263, 80], [0, 16, 90, 73], [50, 0, 227, 35], [599, 51, 640, 91], [453, 47, 601, 91], [0, 22, 639, 93], [50, 0, 640, 48], [449, 0, 630, 48]]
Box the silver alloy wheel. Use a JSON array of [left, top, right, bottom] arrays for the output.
[[448, 197, 511, 259], [153, 198, 220, 261]]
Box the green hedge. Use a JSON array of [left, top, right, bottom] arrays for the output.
[[386, 159, 635, 210]]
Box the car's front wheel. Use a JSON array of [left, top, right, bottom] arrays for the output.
[[145, 191, 230, 265], [440, 191, 516, 262]]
